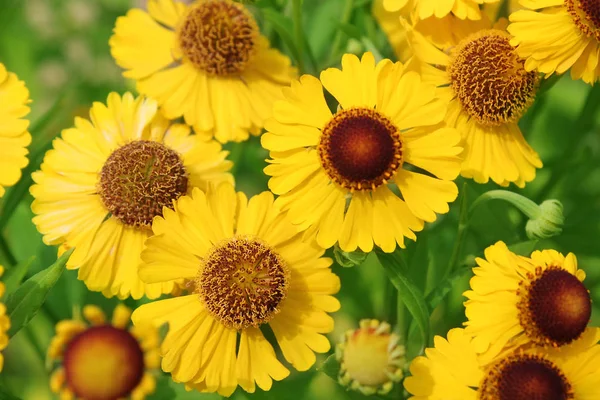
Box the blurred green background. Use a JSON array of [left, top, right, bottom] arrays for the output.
[[1, 0, 600, 399]]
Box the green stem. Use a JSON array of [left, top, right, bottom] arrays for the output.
[[495, 0, 510, 20], [0, 234, 17, 266], [292, 0, 306, 74], [446, 183, 469, 275], [470, 190, 540, 219], [326, 0, 354, 66]]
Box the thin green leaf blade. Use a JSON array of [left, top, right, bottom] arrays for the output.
[[376, 248, 430, 355], [2, 256, 35, 297], [6, 249, 73, 337], [261, 9, 302, 67]]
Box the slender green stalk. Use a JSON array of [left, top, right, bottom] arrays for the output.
[[0, 234, 17, 266], [470, 190, 540, 219], [326, 0, 354, 66], [292, 0, 306, 74], [446, 183, 469, 275]]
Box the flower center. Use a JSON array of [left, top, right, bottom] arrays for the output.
[[98, 140, 188, 228], [318, 107, 403, 192], [178, 0, 258, 76], [63, 325, 145, 400], [197, 236, 290, 330], [517, 267, 591, 347], [448, 30, 538, 126], [479, 353, 573, 400], [566, 0, 600, 41]]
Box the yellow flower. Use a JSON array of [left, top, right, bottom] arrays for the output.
[[463, 241, 593, 364], [31, 92, 233, 299], [0, 266, 11, 372], [48, 304, 160, 400], [109, 0, 296, 143], [405, 19, 543, 187], [336, 319, 405, 395], [0, 63, 31, 197], [383, 0, 499, 20], [132, 183, 341, 396], [508, 0, 600, 84], [262, 52, 462, 253], [404, 328, 600, 399]]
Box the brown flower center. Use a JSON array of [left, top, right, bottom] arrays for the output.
[[566, 0, 600, 41], [479, 353, 573, 400], [517, 267, 591, 347], [64, 325, 145, 400], [197, 236, 290, 330], [178, 0, 258, 76], [318, 107, 403, 192], [98, 140, 188, 227], [448, 30, 538, 126]]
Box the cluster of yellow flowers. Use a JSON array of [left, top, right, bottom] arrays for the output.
[[0, 0, 599, 398]]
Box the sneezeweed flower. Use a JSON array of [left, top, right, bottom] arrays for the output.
[[48, 304, 160, 400], [262, 52, 462, 253], [463, 242, 593, 364], [404, 328, 600, 399], [31, 92, 233, 299], [0, 266, 10, 371], [0, 63, 31, 198], [508, 0, 600, 84], [132, 183, 341, 396], [336, 319, 404, 396], [383, 0, 499, 20], [110, 0, 296, 143], [405, 20, 543, 187]]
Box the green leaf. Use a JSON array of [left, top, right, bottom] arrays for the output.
[[333, 244, 368, 268], [508, 240, 539, 256], [318, 354, 341, 381], [261, 9, 302, 68], [0, 384, 21, 400], [5, 248, 73, 337], [425, 266, 473, 312], [375, 248, 430, 355], [2, 256, 35, 298]]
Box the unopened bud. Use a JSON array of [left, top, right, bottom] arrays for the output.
[[526, 199, 564, 240], [333, 244, 368, 268]]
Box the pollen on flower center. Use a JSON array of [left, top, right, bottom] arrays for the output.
[[479, 353, 574, 400], [318, 107, 403, 192], [98, 140, 188, 228], [178, 0, 258, 76], [517, 267, 591, 347], [63, 325, 145, 400], [566, 0, 600, 40], [448, 30, 538, 126], [196, 236, 290, 330]]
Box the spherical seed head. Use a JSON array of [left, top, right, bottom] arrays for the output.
[[479, 353, 573, 400], [197, 236, 290, 330], [518, 267, 591, 347], [448, 30, 538, 126], [178, 0, 258, 76], [318, 107, 403, 192], [566, 0, 600, 41], [98, 140, 188, 228], [63, 325, 145, 400]]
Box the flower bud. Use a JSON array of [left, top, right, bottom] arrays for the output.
[[336, 319, 405, 395], [525, 199, 564, 240], [334, 244, 368, 268]]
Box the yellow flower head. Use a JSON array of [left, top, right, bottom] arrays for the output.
[[336, 319, 405, 396], [0, 63, 31, 198], [0, 266, 11, 372], [132, 183, 341, 396], [110, 0, 296, 143], [508, 0, 600, 84], [405, 19, 543, 187], [463, 242, 593, 364], [48, 304, 160, 400], [30, 92, 233, 300], [383, 0, 499, 20], [262, 52, 462, 253], [404, 328, 600, 399]]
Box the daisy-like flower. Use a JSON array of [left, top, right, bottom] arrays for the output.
[[405, 19, 543, 187], [508, 0, 600, 84], [31, 92, 233, 299], [48, 304, 160, 400], [262, 52, 462, 253], [132, 183, 341, 396], [0, 63, 31, 197], [110, 0, 296, 143], [404, 327, 600, 399], [463, 241, 593, 364], [0, 266, 10, 372], [336, 319, 405, 396], [383, 0, 499, 20]]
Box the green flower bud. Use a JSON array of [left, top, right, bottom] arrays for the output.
[[334, 244, 368, 268], [525, 199, 564, 240]]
